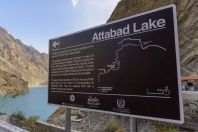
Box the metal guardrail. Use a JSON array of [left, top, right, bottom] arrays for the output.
[[0, 120, 28, 132]]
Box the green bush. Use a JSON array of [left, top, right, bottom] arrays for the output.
[[27, 116, 39, 124], [10, 113, 50, 132], [71, 110, 82, 119], [12, 111, 25, 120], [105, 118, 120, 132], [152, 121, 178, 132], [116, 128, 125, 132]]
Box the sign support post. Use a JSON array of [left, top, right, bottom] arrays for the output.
[[65, 107, 71, 132], [130, 118, 137, 132]]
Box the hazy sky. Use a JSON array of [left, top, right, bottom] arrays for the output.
[[0, 0, 120, 53]]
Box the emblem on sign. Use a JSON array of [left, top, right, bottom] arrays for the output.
[[70, 94, 75, 102], [117, 98, 125, 109], [87, 96, 100, 106]]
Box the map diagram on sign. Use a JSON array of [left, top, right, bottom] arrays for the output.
[[97, 38, 167, 82]]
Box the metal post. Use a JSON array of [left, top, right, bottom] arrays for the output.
[[130, 118, 137, 132], [65, 107, 71, 132]]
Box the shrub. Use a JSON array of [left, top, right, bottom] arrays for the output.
[[12, 111, 25, 120], [27, 116, 39, 124], [116, 128, 125, 132], [71, 110, 82, 119], [152, 121, 178, 132], [105, 118, 120, 132]]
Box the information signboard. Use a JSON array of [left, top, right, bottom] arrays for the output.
[[49, 5, 184, 123]]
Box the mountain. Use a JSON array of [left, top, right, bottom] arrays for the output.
[[0, 68, 28, 96], [108, 0, 198, 76], [0, 27, 48, 86]]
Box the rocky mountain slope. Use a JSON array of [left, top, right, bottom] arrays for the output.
[[108, 0, 198, 76], [0, 69, 28, 96], [0, 27, 48, 86]]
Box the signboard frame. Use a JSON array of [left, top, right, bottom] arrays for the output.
[[48, 4, 184, 124]]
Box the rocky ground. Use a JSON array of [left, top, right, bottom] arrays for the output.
[[179, 97, 198, 131], [47, 108, 178, 132], [8, 112, 52, 132], [48, 108, 130, 132], [47, 94, 198, 132]]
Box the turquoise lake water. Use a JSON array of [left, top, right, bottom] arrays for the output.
[[0, 87, 58, 121]]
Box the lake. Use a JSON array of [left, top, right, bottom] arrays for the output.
[[0, 87, 58, 121]]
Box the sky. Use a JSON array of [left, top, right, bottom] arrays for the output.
[[0, 0, 120, 53]]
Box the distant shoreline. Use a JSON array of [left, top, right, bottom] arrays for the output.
[[28, 85, 48, 89]]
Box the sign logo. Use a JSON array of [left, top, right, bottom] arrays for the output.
[[117, 98, 125, 108], [163, 87, 170, 96], [87, 96, 100, 106], [70, 94, 75, 102]]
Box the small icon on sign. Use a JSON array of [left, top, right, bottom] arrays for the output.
[[87, 96, 100, 106], [52, 39, 60, 49], [117, 98, 125, 109], [70, 94, 75, 102], [163, 87, 170, 96], [147, 86, 171, 96]]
